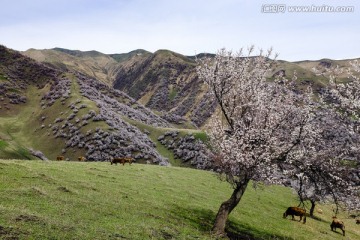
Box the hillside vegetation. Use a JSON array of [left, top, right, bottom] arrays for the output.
[[23, 48, 120, 86], [23, 47, 360, 128], [0, 160, 359, 239], [1, 45, 211, 168]]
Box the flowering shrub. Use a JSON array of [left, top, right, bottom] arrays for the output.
[[42, 73, 170, 165], [158, 131, 212, 169], [42, 78, 71, 107], [77, 73, 169, 127], [29, 148, 48, 161]]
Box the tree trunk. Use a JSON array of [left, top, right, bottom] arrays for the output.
[[310, 200, 316, 217], [212, 179, 250, 236]]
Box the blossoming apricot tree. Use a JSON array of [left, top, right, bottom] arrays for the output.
[[197, 47, 359, 235]]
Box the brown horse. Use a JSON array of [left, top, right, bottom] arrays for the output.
[[56, 156, 64, 161], [111, 157, 133, 165], [331, 216, 345, 236], [283, 207, 307, 223]]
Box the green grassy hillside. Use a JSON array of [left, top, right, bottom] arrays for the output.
[[24, 47, 360, 128], [109, 49, 152, 63], [23, 48, 119, 86], [0, 76, 106, 161], [0, 73, 206, 165], [0, 160, 359, 239], [2, 45, 207, 166]]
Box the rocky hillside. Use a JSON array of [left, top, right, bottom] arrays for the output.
[[2, 45, 217, 169], [1, 46, 55, 111], [0, 45, 170, 165], [23, 47, 359, 128], [23, 48, 217, 127], [113, 50, 217, 127]]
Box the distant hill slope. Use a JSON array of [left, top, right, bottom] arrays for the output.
[[113, 49, 216, 127], [2, 45, 213, 168], [23, 48, 218, 127], [109, 49, 152, 63], [23, 47, 359, 128], [23, 48, 120, 86], [0, 45, 172, 164]]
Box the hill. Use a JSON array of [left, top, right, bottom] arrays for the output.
[[0, 160, 359, 239], [9, 45, 360, 166], [23, 47, 360, 128], [23, 48, 119, 86], [1, 45, 213, 168], [113, 53, 359, 127], [109, 49, 152, 63], [113, 49, 216, 127], [16, 45, 360, 166], [23, 48, 214, 127]]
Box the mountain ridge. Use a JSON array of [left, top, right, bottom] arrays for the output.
[[0, 45, 169, 164], [1, 45, 214, 169], [23, 47, 360, 128]]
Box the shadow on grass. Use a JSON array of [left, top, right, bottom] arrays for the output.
[[0, 225, 24, 239], [170, 204, 294, 240], [310, 215, 327, 223]]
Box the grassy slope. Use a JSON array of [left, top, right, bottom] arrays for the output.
[[25, 48, 359, 129], [0, 160, 359, 240], [0, 73, 108, 160], [0, 85, 45, 160], [0, 72, 204, 164], [123, 117, 206, 166], [109, 49, 152, 63], [23, 49, 118, 86]]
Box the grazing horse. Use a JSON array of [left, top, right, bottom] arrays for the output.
[[356, 219, 360, 225], [111, 157, 133, 165], [283, 207, 307, 223], [78, 156, 86, 161], [56, 156, 64, 161], [331, 216, 345, 236]]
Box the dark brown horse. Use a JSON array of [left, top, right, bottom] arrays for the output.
[[283, 207, 307, 223]]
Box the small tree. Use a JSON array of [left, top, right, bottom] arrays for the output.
[[197, 48, 314, 235]]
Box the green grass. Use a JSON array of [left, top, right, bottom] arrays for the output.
[[0, 160, 359, 239], [0, 140, 8, 149], [123, 117, 179, 165], [0, 75, 113, 160], [169, 86, 178, 101], [0, 72, 8, 81], [0, 84, 68, 160], [0, 138, 30, 159], [193, 131, 209, 144], [123, 117, 206, 166], [0, 85, 42, 159]]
